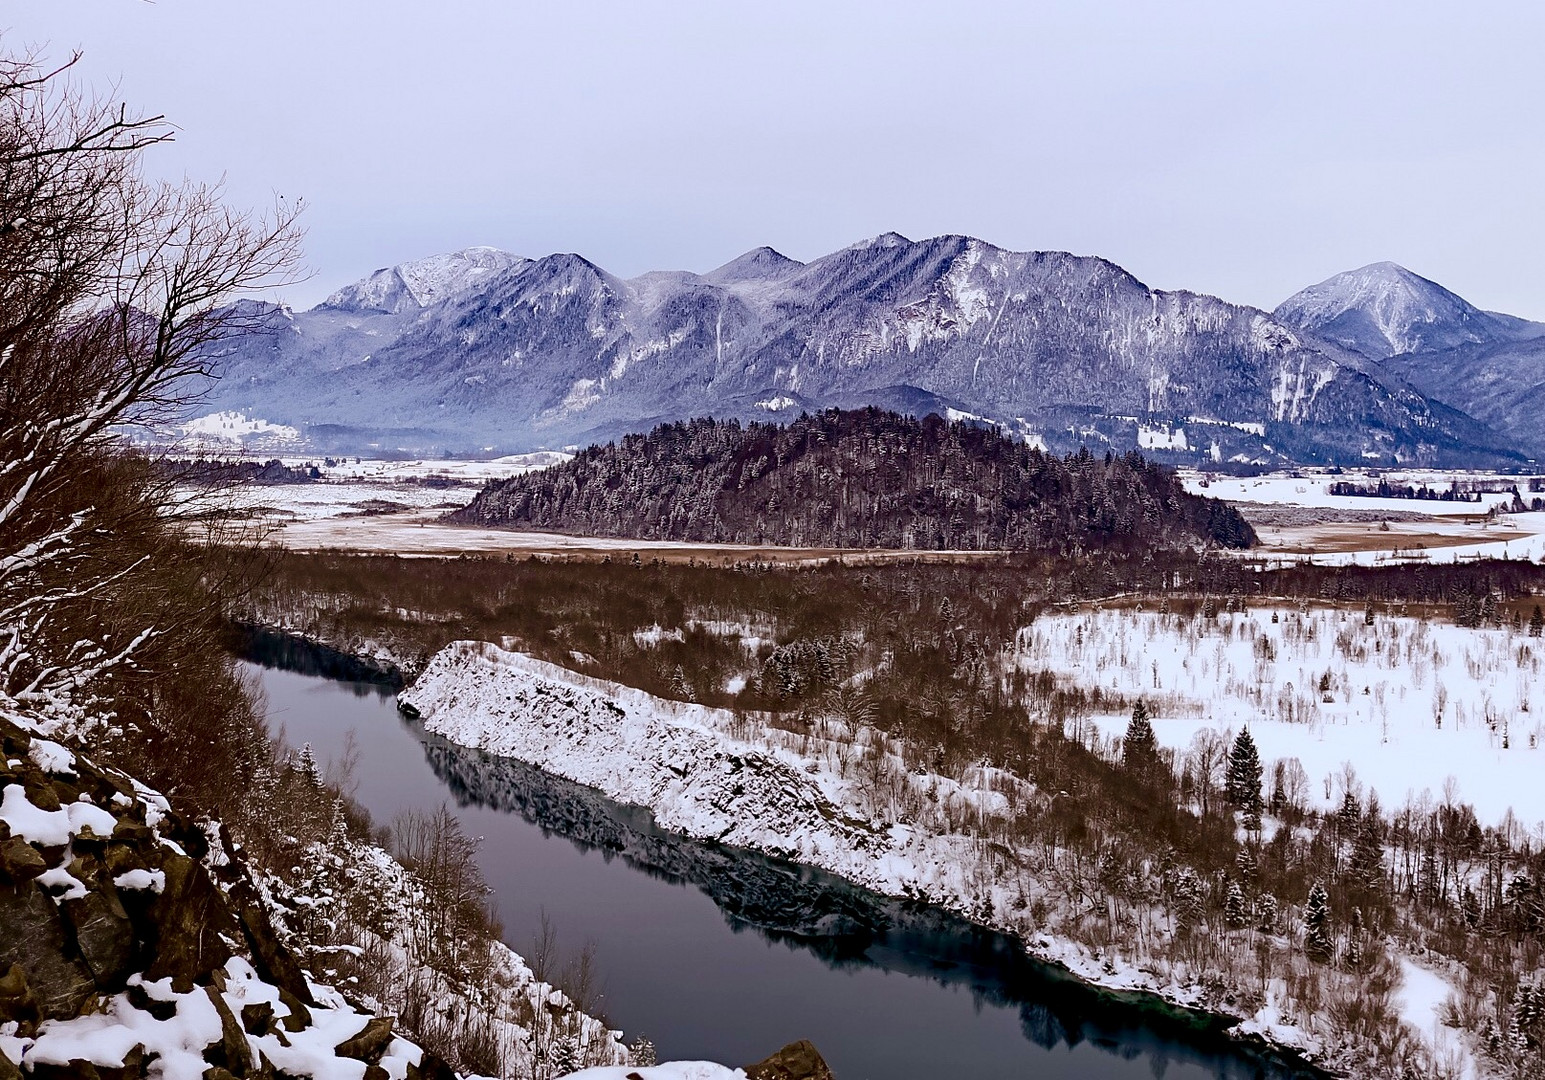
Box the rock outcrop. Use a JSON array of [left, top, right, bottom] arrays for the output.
[[0, 712, 450, 1078], [744, 1040, 836, 1080]]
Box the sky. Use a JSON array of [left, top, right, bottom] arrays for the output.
[[8, 1, 1545, 317]]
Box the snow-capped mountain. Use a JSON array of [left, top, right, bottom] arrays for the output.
[[321, 246, 528, 315], [189, 236, 1527, 464], [1275, 263, 1545, 453], [1274, 261, 1536, 360]]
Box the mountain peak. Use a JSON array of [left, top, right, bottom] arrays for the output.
[[320, 247, 527, 315], [702, 245, 805, 285], [1274, 261, 1506, 359]]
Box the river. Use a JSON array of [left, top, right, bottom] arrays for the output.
[[250, 659, 1316, 1080]]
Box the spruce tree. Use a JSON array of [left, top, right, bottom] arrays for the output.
[[1304, 881, 1334, 963], [1123, 699, 1159, 774], [1226, 728, 1264, 815], [1532, 604, 1544, 639], [1225, 880, 1250, 929], [1256, 892, 1279, 933]]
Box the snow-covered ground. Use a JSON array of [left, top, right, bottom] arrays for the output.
[[1180, 469, 1536, 517], [1019, 606, 1545, 826], [177, 453, 569, 524], [1179, 468, 1545, 566], [399, 640, 1466, 1074], [176, 410, 300, 449]]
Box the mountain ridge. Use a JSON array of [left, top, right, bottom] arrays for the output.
[[185, 235, 1529, 466]]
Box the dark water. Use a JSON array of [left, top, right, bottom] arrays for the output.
[[250, 661, 1317, 1080]]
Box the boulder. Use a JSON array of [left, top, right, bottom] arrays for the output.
[[744, 1040, 836, 1080], [335, 1014, 396, 1063], [0, 838, 46, 883], [0, 886, 96, 1019], [143, 853, 235, 991], [62, 880, 136, 989], [0, 964, 40, 1034], [201, 985, 253, 1075]]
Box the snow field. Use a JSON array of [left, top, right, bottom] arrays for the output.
[[1017, 607, 1545, 826]]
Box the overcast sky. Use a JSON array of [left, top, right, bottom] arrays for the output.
[[10, 1, 1545, 316]]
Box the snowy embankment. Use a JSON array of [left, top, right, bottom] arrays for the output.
[[402, 643, 1336, 1068], [1019, 606, 1545, 826]]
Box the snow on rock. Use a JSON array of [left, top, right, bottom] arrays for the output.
[[27, 738, 75, 776], [112, 868, 167, 893], [402, 643, 885, 865], [19, 958, 424, 1080], [1019, 606, 1545, 826]]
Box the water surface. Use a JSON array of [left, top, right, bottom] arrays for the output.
[[251, 661, 1313, 1080]]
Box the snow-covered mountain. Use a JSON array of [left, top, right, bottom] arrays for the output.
[[1274, 263, 1545, 453], [189, 236, 1528, 465], [1273, 262, 1534, 360], [321, 246, 528, 315]]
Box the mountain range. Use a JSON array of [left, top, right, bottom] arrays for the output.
[[184, 236, 1545, 466]]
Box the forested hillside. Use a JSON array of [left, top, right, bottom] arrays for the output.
[[453, 409, 1256, 551]]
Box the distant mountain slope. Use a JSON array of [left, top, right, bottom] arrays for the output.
[[1273, 262, 1533, 360], [450, 408, 1257, 551], [187, 235, 1527, 466], [1274, 263, 1545, 453]]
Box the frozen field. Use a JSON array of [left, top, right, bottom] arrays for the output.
[[177, 453, 569, 524], [1019, 606, 1545, 826], [1180, 468, 1545, 566]]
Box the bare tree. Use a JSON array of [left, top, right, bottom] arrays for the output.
[[0, 47, 300, 725]]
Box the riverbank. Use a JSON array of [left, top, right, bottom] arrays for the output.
[[397, 640, 1346, 1078], [239, 629, 1330, 1079]]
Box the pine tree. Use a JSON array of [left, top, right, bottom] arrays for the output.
[[1256, 892, 1279, 933], [1531, 604, 1544, 639], [1225, 880, 1250, 929], [1226, 728, 1264, 816], [1304, 881, 1334, 963], [552, 1027, 582, 1075], [628, 1038, 658, 1067], [1235, 846, 1258, 891], [1171, 866, 1204, 936], [1123, 699, 1159, 775], [1349, 816, 1386, 899], [1345, 906, 1365, 969]]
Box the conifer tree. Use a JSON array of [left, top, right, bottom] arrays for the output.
[[1225, 880, 1250, 929], [1304, 881, 1334, 963], [1226, 728, 1264, 816], [1256, 892, 1279, 934], [1123, 699, 1159, 775], [1531, 604, 1544, 639]]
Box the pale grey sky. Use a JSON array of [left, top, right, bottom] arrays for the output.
[[9, 1, 1545, 316]]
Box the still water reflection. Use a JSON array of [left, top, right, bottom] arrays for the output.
[[251, 660, 1316, 1080]]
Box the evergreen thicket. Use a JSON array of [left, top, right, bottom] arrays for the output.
[[454, 409, 1257, 551]]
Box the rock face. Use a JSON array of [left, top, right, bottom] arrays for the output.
[[0, 714, 449, 1078], [745, 1040, 836, 1080], [187, 235, 1523, 466]]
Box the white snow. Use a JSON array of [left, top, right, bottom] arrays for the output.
[[18, 959, 425, 1080], [178, 411, 300, 448], [0, 784, 72, 846], [1137, 423, 1188, 451], [27, 738, 76, 776], [1019, 606, 1545, 825], [112, 868, 167, 893]]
